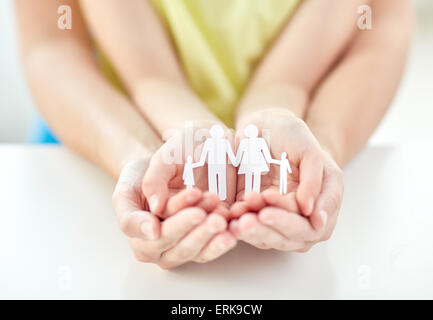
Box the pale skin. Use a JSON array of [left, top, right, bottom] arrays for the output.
[[15, 0, 236, 269], [15, 0, 412, 266]]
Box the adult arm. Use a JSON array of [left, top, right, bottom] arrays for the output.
[[305, 0, 413, 166], [15, 0, 161, 177], [236, 0, 368, 123]]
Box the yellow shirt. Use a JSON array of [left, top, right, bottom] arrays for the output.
[[102, 0, 301, 127]]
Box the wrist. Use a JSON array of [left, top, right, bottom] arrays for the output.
[[236, 83, 308, 121], [235, 107, 299, 131], [307, 124, 344, 167], [105, 138, 160, 179]]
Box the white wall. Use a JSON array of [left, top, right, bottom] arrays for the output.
[[0, 0, 432, 143]]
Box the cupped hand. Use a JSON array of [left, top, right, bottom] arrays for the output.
[[230, 108, 344, 251], [142, 124, 237, 218], [112, 157, 237, 269]]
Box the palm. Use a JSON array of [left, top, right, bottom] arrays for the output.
[[234, 119, 314, 214]]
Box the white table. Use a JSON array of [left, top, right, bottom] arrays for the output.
[[0, 144, 432, 299]]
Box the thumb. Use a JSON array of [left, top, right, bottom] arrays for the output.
[[142, 148, 177, 217]]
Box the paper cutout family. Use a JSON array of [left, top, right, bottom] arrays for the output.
[[182, 124, 292, 200]]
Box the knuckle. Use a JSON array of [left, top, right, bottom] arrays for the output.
[[278, 241, 297, 251], [296, 245, 312, 253], [133, 251, 152, 263], [322, 230, 334, 241], [158, 262, 175, 270], [194, 256, 208, 264], [281, 242, 294, 251], [328, 192, 342, 212], [255, 241, 270, 250], [119, 216, 132, 235], [177, 247, 195, 260]]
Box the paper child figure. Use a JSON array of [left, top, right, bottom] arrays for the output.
[[273, 152, 292, 195], [182, 156, 196, 190], [195, 125, 236, 200], [235, 124, 274, 194]]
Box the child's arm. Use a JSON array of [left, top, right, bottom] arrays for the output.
[[15, 0, 161, 177], [79, 0, 222, 134]]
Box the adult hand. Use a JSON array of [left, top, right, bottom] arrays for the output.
[[113, 157, 237, 269], [230, 108, 344, 252], [142, 123, 237, 218]]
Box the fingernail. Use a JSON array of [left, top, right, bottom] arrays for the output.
[[141, 222, 156, 240], [148, 194, 159, 212], [319, 210, 328, 226]]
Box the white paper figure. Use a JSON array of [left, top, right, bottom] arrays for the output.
[[235, 125, 274, 194], [195, 125, 236, 200], [272, 152, 292, 195], [182, 156, 196, 190]]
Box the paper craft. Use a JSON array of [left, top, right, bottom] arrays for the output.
[[235, 124, 273, 193], [273, 152, 292, 195], [192, 125, 236, 200], [183, 124, 292, 198], [182, 156, 195, 190]]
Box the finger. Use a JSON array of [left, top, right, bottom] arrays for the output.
[[159, 207, 207, 249], [142, 148, 177, 216], [117, 210, 161, 241], [229, 193, 266, 219], [159, 214, 227, 268], [232, 214, 301, 251], [261, 189, 300, 213], [258, 207, 318, 242], [296, 244, 313, 253], [229, 201, 250, 219], [296, 151, 324, 216], [310, 162, 344, 232], [197, 192, 220, 213], [129, 237, 159, 263], [194, 231, 237, 263], [244, 192, 266, 212], [113, 161, 160, 240], [164, 188, 203, 218]]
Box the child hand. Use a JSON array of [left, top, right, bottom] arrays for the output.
[[230, 108, 343, 251], [113, 157, 237, 268]]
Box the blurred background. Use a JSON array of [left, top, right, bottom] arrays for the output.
[[0, 0, 432, 144]]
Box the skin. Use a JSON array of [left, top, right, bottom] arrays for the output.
[[233, 0, 412, 252], [15, 0, 412, 266], [15, 0, 236, 269]]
